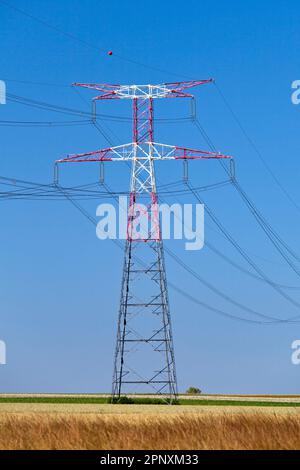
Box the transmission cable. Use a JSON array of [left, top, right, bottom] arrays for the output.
[[193, 117, 300, 268], [56, 183, 299, 325], [186, 181, 300, 318]]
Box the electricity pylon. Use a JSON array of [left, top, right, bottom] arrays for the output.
[[56, 80, 230, 403]]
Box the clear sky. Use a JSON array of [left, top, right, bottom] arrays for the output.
[[0, 0, 300, 394]]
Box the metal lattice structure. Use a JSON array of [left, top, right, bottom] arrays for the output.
[[56, 80, 230, 403]]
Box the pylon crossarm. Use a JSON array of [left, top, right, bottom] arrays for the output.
[[151, 142, 231, 160], [56, 142, 231, 164], [73, 82, 120, 100], [165, 79, 214, 92], [73, 79, 213, 100], [56, 143, 135, 163]]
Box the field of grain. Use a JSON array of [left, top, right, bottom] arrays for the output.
[[0, 407, 299, 450]]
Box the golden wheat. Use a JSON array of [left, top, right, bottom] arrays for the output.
[[0, 410, 299, 450]]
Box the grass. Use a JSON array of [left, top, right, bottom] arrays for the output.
[[179, 399, 300, 407], [0, 396, 109, 404], [0, 411, 299, 449], [0, 396, 300, 407]]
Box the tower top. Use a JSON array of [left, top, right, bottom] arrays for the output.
[[72, 79, 213, 100]]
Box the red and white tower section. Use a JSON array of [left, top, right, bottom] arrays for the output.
[[56, 80, 231, 402]]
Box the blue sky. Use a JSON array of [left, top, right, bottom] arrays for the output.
[[0, 0, 300, 394]]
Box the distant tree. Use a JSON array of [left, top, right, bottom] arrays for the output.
[[186, 386, 201, 395]]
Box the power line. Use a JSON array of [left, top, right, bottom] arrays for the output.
[[0, 119, 92, 127], [3, 0, 299, 220], [164, 246, 296, 323], [186, 181, 300, 318], [102, 179, 300, 324], [0, 171, 230, 201], [16, 76, 297, 282], [231, 177, 300, 265], [203, 239, 300, 291], [193, 117, 300, 270], [7, 92, 192, 124], [1, 104, 295, 325], [167, 281, 298, 325], [5, 79, 292, 325], [0, 0, 190, 80], [56, 181, 299, 325], [213, 81, 300, 213], [88, 98, 300, 308], [2, 0, 299, 351], [1, 77, 69, 88]]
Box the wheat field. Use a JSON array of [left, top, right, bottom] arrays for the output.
[[0, 408, 299, 450]]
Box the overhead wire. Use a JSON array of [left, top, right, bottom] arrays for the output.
[[0, 174, 230, 200], [56, 179, 299, 325], [213, 81, 300, 214], [5, 91, 298, 320], [0, 0, 190, 80], [0, 119, 92, 127], [70, 100, 300, 322], [186, 181, 300, 319], [98, 176, 300, 324], [193, 116, 300, 269], [2, 0, 299, 217], [1, 6, 298, 320], [7, 92, 192, 124]]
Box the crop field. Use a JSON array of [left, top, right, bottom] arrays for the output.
[[0, 395, 299, 450], [0, 408, 299, 450]]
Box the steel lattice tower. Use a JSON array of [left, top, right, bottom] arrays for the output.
[[56, 80, 230, 402]]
